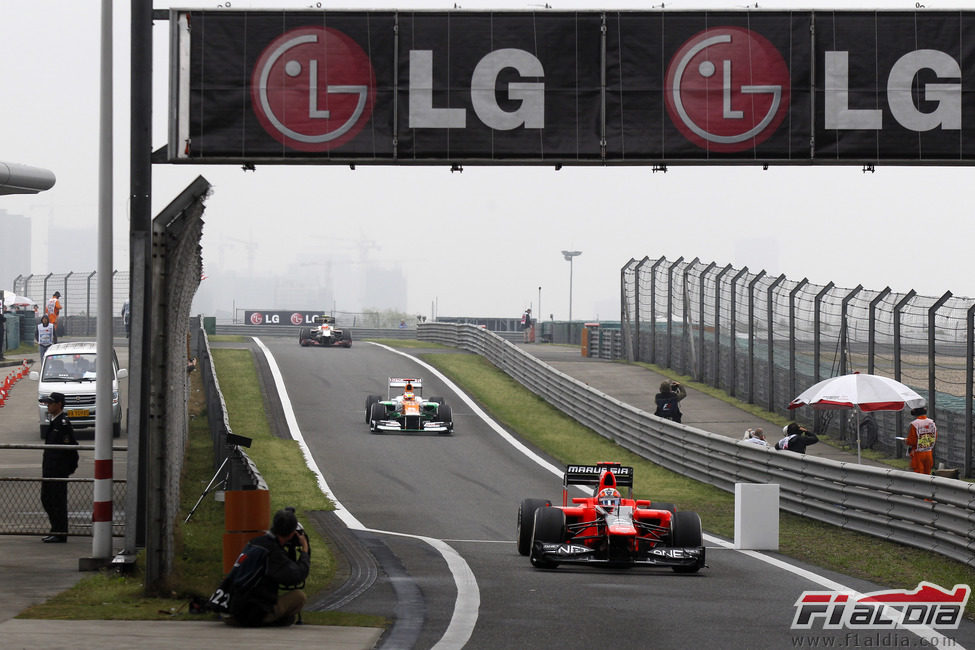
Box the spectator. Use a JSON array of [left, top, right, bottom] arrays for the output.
[[906, 406, 937, 475], [45, 291, 62, 336], [121, 300, 130, 338], [35, 314, 57, 359], [742, 427, 768, 447], [775, 422, 819, 453], [654, 380, 687, 423]]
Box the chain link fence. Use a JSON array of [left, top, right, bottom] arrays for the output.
[[12, 271, 129, 337], [621, 256, 975, 477]]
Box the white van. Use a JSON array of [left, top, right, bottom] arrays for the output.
[[29, 341, 128, 438]]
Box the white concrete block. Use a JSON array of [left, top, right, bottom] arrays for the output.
[[734, 483, 779, 550]]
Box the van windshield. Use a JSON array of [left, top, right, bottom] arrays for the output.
[[42, 353, 98, 382]]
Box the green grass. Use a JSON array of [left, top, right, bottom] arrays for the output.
[[418, 350, 975, 619], [19, 348, 386, 629], [364, 337, 449, 349]]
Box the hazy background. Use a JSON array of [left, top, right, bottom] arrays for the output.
[[0, 0, 971, 322]]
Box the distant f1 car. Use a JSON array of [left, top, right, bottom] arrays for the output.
[[365, 377, 453, 434], [298, 315, 351, 348], [517, 462, 705, 572]]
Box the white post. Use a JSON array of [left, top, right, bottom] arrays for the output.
[[734, 483, 779, 550], [91, 0, 114, 564]]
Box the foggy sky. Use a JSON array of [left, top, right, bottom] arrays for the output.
[[0, 0, 971, 321]]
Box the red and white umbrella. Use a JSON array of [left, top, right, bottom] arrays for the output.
[[788, 372, 925, 463]]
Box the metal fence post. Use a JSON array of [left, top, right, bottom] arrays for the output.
[[86, 271, 96, 336], [666, 256, 683, 370], [713, 264, 733, 390], [867, 287, 891, 375], [789, 278, 808, 400], [928, 291, 952, 421], [681, 257, 699, 376], [698, 262, 716, 382], [766, 274, 786, 413], [839, 285, 863, 376], [747, 271, 766, 405], [631, 257, 647, 361], [893, 290, 916, 454], [729, 266, 749, 398], [813, 282, 834, 384], [966, 304, 974, 478], [649, 257, 665, 364]]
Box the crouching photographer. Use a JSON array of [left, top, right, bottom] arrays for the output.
[[216, 507, 311, 627]]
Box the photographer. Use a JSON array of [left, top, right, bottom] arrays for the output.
[[654, 380, 687, 423], [225, 508, 310, 627]]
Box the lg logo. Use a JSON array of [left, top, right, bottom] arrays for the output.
[[665, 27, 790, 152], [251, 26, 376, 152]]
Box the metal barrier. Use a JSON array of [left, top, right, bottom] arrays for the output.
[[0, 444, 127, 537], [417, 322, 975, 569]]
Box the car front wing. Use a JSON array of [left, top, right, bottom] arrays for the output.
[[532, 541, 705, 568]]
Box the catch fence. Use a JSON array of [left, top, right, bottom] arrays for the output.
[[12, 271, 130, 337], [620, 257, 975, 477]]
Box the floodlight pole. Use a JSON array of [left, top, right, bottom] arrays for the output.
[[561, 250, 582, 322]]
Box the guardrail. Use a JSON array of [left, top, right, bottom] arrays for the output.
[[417, 322, 975, 568], [213, 324, 525, 343], [0, 444, 127, 537]]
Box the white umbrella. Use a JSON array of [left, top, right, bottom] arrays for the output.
[[1, 290, 35, 308], [788, 372, 926, 463]]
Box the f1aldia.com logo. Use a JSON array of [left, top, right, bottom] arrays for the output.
[[251, 26, 376, 152], [792, 582, 970, 631], [665, 27, 790, 152]]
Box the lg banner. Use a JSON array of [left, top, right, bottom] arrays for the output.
[[169, 9, 975, 164], [243, 311, 323, 326]]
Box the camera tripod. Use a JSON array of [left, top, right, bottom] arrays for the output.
[[185, 454, 232, 523]]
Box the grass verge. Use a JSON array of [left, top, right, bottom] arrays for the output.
[[19, 347, 385, 628], [417, 349, 975, 619]]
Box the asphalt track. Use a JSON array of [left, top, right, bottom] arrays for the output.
[[254, 337, 975, 650]]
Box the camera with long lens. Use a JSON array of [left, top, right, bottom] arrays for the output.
[[281, 507, 309, 590]]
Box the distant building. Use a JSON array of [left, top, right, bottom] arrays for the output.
[[0, 209, 31, 290]]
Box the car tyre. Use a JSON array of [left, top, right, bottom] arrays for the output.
[[530, 507, 565, 569], [364, 395, 381, 423], [670, 510, 705, 574], [298, 327, 311, 346], [437, 403, 452, 433], [517, 498, 551, 556], [369, 401, 385, 433], [650, 502, 677, 515]]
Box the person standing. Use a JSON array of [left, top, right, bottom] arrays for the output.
[[35, 314, 57, 359], [906, 406, 937, 475], [39, 392, 79, 543], [224, 508, 310, 626], [654, 380, 687, 423], [45, 291, 62, 336]]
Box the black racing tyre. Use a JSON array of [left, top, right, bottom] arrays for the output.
[[342, 329, 352, 342], [298, 327, 311, 345], [429, 396, 444, 405], [369, 401, 386, 432], [365, 395, 381, 423], [671, 510, 705, 574], [517, 498, 551, 556], [437, 404, 453, 433], [530, 507, 566, 569]]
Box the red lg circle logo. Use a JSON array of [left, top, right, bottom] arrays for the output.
[[251, 26, 376, 152], [249, 313, 263, 325], [665, 27, 790, 152], [290, 313, 303, 326]]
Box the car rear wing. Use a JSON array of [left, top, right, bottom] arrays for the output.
[[388, 377, 422, 389], [563, 463, 634, 489]]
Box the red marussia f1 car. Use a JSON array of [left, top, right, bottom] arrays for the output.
[[517, 462, 706, 572]]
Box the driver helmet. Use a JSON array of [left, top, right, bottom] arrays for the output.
[[597, 487, 622, 513], [403, 391, 416, 401]]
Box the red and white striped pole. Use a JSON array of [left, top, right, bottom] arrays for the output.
[[91, 0, 114, 561]]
